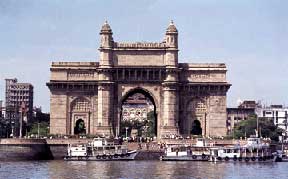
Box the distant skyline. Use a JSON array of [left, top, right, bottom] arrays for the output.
[[0, 0, 287, 112]]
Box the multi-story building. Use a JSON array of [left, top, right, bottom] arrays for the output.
[[226, 100, 257, 134], [5, 78, 33, 136], [122, 93, 154, 122], [256, 105, 288, 136]]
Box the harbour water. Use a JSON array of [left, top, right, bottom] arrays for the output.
[[0, 160, 287, 179]]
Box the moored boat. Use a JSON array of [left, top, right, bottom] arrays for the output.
[[160, 138, 211, 161], [64, 138, 138, 161], [209, 137, 277, 163]]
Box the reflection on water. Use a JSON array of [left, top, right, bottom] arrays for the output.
[[0, 160, 287, 179]]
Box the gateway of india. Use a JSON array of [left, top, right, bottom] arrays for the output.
[[47, 21, 231, 138]]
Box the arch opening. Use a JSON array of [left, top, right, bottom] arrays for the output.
[[191, 119, 202, 135], [119, 88, 157, 139], [70, 97, 91, 135], [74, 119, 86, 135]]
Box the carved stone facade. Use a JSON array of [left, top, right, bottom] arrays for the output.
[[47, 21, 231, 138]]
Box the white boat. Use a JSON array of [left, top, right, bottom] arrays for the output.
[[209, 137, 276, 162], [64, 138, 138, 161], [160, 138, 212, 161]]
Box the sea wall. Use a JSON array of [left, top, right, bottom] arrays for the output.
[[0, 138, 90, 161], [0, 139, 53, 161]]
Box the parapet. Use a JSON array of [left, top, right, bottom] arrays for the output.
[[51, 62, 99, 70], [113, 42, 166, 50], [179, 63, 227, 71]]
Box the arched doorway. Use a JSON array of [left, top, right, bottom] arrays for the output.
[[70, 97, 91, 135], [186, 98, 207, 136], [191, 119, 202, 135], [74, 119, 86, 135], [119, 88, 157, 139]]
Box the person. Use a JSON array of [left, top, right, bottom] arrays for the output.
[[146, 138, 150, 150]]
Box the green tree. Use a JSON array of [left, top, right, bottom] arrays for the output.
[[232, 114, 283, 141], [146, 111, 156, 137], [28, 121, 49, 137]]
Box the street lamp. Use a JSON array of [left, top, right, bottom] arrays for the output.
[[11, 121, 15, 138], [125, 127, 129, 139]]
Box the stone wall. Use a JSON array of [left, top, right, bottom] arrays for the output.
[[47, 22, 231, 138]]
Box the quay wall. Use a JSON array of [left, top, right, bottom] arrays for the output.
[[0, 138, 91, 160], [0, 139, 53, 161], [0, 138, 275, 161]]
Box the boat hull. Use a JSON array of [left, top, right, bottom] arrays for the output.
[[209, 155, 277, 163], [160, 155, 209, 161], [64, 151, 138, 161]]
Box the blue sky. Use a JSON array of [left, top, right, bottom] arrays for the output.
[[0, 0, 287, 112]]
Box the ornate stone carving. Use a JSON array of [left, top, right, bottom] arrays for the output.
[[47, 22, 231, 137]]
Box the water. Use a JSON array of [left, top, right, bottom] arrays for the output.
[[0, 160, 287, 179]]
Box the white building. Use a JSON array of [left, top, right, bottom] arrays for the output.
[[256, 105, 288, 135]]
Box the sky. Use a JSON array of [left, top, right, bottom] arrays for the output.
[[0, 0, 287, 112]]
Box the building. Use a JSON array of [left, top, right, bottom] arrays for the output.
[[226, 100, 258, 134], [256, 105, 288, 135], [47, 21, 231, 138], [5, 78, 34, 137], [0, 100, 3, 119], [122, 93, 154, 122], [238, 100, 258, 109]]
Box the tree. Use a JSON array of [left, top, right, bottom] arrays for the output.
[[232, 114, 283, 141], [146, 111, 156, 137], [28, 121, 49, 137], [27, 109, 50, 136]]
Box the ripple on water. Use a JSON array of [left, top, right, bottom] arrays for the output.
[[0, 160, 287, 179]]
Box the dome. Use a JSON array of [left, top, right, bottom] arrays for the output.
[[100, 21, 112, 34], [166, 20, 178, 33]]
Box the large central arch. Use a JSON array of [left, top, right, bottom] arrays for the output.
[[117, 87, 158, 138]]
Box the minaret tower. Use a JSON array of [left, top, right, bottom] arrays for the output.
[[161, 21, 179, 135], [99, 21, 113, 66], [165, 20, 178, 66], [97, 21, 114, 136]]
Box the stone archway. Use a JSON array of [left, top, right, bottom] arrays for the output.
[[186, 98, 207, 136], [118, 88, 158, 138], [70, 97, 91, 135]]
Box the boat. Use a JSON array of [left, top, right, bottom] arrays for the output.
[[160, 138, 212, 161], [209, 137, 277, 162], [64, 138, 138, 161]]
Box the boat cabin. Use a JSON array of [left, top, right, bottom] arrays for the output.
[[210, 147, 241, 158], [68, 144, 87, 157]]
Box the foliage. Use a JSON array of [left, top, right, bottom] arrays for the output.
[[146, 111, 156, 137], [120, 111, 156, 137], [232, 114, 283, 141], [28, 121, 49, 136], [30, 111, 50, 124]]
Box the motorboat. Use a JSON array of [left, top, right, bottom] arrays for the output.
[[160, 138, 212, 161], [209, 137, 276, 162], [64, 138, 138, 161]]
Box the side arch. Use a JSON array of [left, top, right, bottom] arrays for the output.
[[69, 96, 92, 135], [185, 97, 207, 136]]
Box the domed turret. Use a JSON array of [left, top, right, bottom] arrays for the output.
[[165, 20, 178, 48], [99, 21, 113, 66], [166, 20, 178, 34], [100, 21, 112, 35], [100, 21, 113, 48]]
